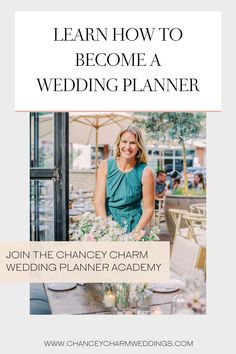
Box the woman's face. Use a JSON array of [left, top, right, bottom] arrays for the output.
[[194, 175, 200, 184], [119, 132, 140, 160]]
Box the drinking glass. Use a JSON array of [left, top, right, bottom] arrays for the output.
[[171, 293, 185, 314]]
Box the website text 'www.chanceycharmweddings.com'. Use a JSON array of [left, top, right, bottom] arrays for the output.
[[43, 339, 194, 349]]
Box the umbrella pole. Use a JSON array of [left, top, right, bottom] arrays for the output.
[[95, 123, 99, 181]]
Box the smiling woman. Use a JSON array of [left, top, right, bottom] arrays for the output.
[[95, 125, 155, 233]]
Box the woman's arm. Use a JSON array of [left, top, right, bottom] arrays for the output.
[[94, 159, 107, 219], [136, 166, 155, 230]]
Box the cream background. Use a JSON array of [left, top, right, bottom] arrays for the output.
[[0, 241, 169, 283]]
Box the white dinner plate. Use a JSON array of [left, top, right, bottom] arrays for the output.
[[47, 283, 77, 291], [152, 286, 180, 293], [150, 279, 185, 293]]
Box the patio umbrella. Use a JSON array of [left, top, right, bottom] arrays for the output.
[[70, 113, 137, 174], [39, 112, 137, 178]]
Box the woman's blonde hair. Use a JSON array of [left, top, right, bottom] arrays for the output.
[[114, 125, 147, 163]]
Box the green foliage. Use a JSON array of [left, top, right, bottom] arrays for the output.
[[134, 112, 206, 196], [171, 187, 206, 196], [134, 112, 206, 145]]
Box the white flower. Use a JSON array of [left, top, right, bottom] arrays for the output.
[[69, 212, 160, 242], [186, 290, 206, 313]]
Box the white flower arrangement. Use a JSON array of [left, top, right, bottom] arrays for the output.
[[185, 269, 206, 314], [69, 212, 160, 310], [69, 212, 160, 242], [186, 290, 206, 313]]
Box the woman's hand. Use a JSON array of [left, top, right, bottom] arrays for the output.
[[94, 159, 107, 220], [132, 226, 146, 240]]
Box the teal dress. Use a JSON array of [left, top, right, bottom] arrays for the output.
[[106, 157, 146, 232]]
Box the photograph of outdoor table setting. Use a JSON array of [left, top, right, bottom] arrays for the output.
[[43, 270, 205, 315], [44, 283, 179, 315], [35, 230, 206, 316]]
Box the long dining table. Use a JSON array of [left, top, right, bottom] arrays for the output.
[[44, 283, 179, 315]]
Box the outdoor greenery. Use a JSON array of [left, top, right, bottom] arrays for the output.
[[171, 187, 206, 196], [134, 112, 206, 195]]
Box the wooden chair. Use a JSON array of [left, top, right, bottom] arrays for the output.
[[182, 213, 206, 247], [170, 235, 204, 276], [169, 209, 205, 240], [152, 197, 165, 227], [169, 208, 189, 239], [190, 203, 206, 218], [182, 213, 206, 271]]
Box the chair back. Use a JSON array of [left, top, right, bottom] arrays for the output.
[[169, 208, 189, 239], [189, 203, 206, 217], [182, 214, 206, 245], [170, 236, 201, 277]]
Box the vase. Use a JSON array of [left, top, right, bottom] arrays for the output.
[[116, 283, 130, 312], [136, 289, 153, 314]]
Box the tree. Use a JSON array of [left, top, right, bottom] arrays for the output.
[[134, 112, 206, 194]]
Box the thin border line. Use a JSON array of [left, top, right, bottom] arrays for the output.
[[16, 110, 222, 113]]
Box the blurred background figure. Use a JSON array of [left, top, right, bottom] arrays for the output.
[[155, 170, 167, 209], [191, 172, 206, 191], [169, 170, 182, 191]]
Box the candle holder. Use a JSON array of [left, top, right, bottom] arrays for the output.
[[152, 307, 163, 315], [102, 284, 116, 309]]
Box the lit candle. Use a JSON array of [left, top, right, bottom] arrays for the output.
[[152, 307, 162, 315], [103, 291, 116, 308]]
